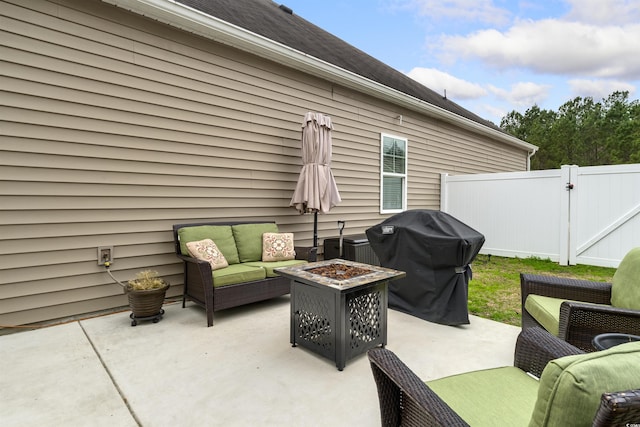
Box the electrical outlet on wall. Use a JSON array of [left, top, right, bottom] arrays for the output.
[[97, 246, 114, 265]]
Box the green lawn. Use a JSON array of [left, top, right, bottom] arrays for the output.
[[468, 255, 616, 326]]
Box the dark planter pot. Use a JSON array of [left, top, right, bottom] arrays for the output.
[[125, 281, 169, 326]]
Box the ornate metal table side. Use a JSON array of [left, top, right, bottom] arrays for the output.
[[275, 259, 405, 371]]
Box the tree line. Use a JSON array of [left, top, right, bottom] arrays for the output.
[[500, 91, 640, 170]]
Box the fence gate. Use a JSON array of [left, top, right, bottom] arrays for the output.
[[441, 164, 640, 268]]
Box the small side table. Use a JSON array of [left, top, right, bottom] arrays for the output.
[[592, 333, 640, 351]]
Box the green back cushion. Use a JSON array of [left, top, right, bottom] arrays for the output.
[[611, 247, 640, 309], [232, 223, 279, 262], [529, 341, 640, 426], [178, 225, 240, 265], [427, 366, 539, 427]]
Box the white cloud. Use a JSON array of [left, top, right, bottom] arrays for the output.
[[568, 79, 637, 100], [436, 19, 640, 80], [565, 0, 640, 25], [488, 82, 551, 107], [406, 67, 487, 99]]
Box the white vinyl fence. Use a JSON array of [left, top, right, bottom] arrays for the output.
[[441, 164, 640, 268]]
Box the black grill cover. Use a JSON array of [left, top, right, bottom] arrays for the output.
[[366, 210, 484, 325]]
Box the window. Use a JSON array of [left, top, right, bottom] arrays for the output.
[[380, 133, 407, 213]]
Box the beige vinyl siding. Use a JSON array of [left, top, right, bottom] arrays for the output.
[[0, 0, 530, 326]]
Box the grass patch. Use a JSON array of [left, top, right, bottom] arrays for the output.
[[468, 255, 616, 326]]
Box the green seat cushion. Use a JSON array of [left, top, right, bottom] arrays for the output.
[[427, 366, 539, 427], [245, 259, 308, 277], [525, 295, 610, 336], [178, 225, 240, 265], [611, 247, 640, 310], [530, 341, 640, 427], [232, 223, 279, 262], [212, 263, 266, 287]]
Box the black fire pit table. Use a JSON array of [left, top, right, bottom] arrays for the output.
[[275, 259, 405, 371]]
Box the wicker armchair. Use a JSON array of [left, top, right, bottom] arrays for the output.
[[368, 327, 640, 426], [521, 273, 640, 351]]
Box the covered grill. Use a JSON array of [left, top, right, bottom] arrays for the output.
[[366, 210, 485, 325]]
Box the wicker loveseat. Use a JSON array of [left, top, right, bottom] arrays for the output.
[[173, 221, 316, 327], [521, 247, 640, 351], [368, 327, 640, 426]]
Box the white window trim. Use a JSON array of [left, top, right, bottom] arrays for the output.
[[380, 133, 408, 214]]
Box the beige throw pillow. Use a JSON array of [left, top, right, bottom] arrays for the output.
[[262, 232, 296, 262], [186, 239, 229, 270]]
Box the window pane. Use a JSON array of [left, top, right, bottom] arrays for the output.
[[383, 156, 394, 173], [383, 139, 394, 154], [383, 176, 403, 210], [395, 141, 406, 171], [383, 139, 394, 173]]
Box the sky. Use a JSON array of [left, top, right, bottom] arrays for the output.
[[280, 0, 640, 124]]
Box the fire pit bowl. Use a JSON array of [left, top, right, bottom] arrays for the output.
[[306, 263, 373, 280]]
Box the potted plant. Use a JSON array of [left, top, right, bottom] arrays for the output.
[[125, 270, 170, 326]]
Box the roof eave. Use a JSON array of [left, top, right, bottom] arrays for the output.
[[101, 0, 537, 154]]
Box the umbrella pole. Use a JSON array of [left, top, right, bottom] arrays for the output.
[[313, 211, 318, 248]]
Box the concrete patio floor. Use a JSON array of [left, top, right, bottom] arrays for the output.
[[0, 296, 520, 426]]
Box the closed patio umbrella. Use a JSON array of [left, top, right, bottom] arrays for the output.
[[290, 112, 341, 247]]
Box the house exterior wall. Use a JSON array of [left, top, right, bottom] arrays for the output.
[[0, 0, 529, 326]]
